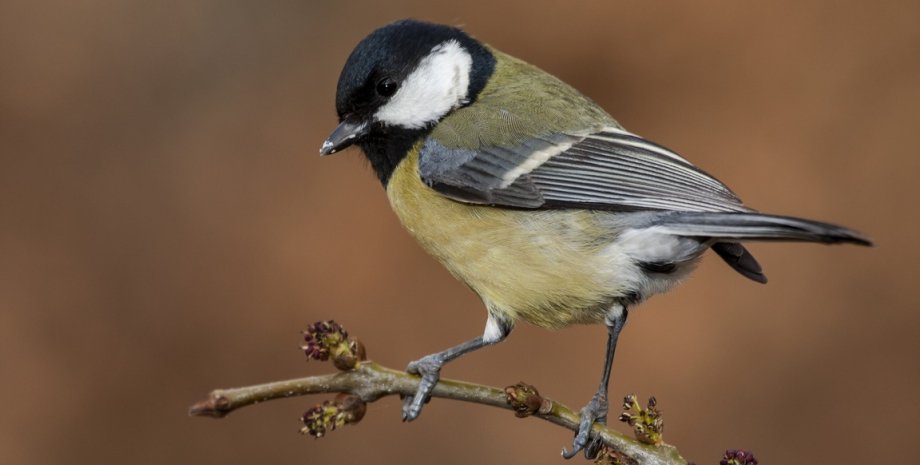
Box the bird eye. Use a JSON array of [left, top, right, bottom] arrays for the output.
[[376, 79, 398, 97]]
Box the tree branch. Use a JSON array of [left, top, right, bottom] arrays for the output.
[[190, 360, 688, 465]]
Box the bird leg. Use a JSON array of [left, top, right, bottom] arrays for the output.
[[402, 314, 511, 421], [562, 305, 629, 460]]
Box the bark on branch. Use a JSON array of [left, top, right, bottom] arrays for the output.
[[190, 360, 688, 465]]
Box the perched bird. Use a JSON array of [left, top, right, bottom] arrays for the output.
[[320, 19, 870, 458]]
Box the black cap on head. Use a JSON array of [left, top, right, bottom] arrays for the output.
[[323, 19, 496, 185], [334, 19, 495, 121]]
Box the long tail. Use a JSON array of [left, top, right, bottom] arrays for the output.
[[654, 212, 872, 284], [655, 212, 872, 245]]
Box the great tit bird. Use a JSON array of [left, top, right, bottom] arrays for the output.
[[320, 19, 871, 458]]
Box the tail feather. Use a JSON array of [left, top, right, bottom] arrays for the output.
[[655, 212, 873, 246], [653, 211, 871, 283], [712, 243, 768, 284]]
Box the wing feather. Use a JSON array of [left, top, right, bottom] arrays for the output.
[[419, 127, 751, 213]]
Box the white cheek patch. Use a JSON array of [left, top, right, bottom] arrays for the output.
[[374, 40, 472, 129]]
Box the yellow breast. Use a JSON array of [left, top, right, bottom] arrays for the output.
[[386, 148, 629, 328]]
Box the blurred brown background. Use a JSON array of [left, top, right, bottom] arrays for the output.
[[2, 1, 917, 464]]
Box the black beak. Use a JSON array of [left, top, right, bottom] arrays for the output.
[[319, 119, 369, 156]]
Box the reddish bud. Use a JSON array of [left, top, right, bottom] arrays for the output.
[[301, 320, 366, 370], [618, 394, 664, 445], [720, 449, 758, 465], [504, 382, 547, 418], [300, 394, 367, 438]]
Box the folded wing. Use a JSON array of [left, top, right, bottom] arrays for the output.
[[419, 127, 752, 213]]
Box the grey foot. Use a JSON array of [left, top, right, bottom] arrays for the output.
[[401, 355, 442, 421], [561, 392, 609, 460]]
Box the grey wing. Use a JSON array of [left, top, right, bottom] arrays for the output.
[[419, 127, 753, 213]]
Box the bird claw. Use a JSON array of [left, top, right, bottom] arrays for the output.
[[401, 355, 441, 421], [561, 393, 608, 460]]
